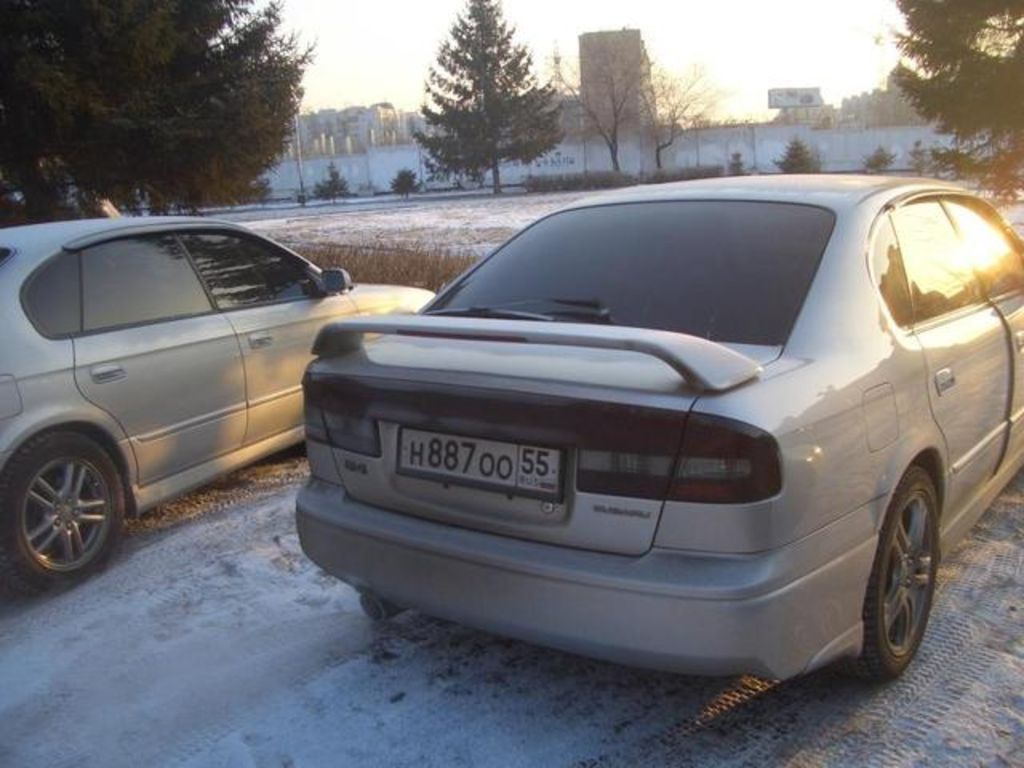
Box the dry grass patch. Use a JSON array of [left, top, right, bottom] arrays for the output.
[[299, 242, 478, 292]]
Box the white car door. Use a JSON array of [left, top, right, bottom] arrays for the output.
[[890, 200, 1012, 518], [180, 231, 358, 446], [943, 197, 1024, 462], [72, 234, 247, 485]]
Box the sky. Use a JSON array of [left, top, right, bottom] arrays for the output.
[[281, 0, 906, 121]]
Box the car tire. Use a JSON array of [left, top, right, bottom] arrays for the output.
[[0, 431, 125, 595], [850, 465, 939, 681]]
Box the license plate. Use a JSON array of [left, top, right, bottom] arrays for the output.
[[397, 428, 562, 500]]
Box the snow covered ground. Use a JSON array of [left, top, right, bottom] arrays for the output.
[[0, 450, 1020, 768], [234, 191, 591, 256]]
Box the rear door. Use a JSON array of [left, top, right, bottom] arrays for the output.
[[943, 197, 1024, 462], [180, 232, 359, 445], [73, 235, 247, 485], [890, 200, 1012, 516]]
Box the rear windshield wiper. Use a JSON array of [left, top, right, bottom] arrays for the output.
[[495, 297, 615, 324], [425, 306, 554, 322], [427, 298, 615, 325]]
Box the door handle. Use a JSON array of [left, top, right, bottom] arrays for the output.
[[248, 332, 274, 349], [90, 363, 126, 384], [1015, 330, 1024, 353], [934, 367, 956, 395]]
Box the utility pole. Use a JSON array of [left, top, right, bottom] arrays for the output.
[[750, 123, 758, 173], [294, 113, 307, 206]]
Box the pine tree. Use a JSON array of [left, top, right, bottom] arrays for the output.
[[894, 1, 1024, 196], [0, 1, 310, 221], [775, 138, 822, 174], [863, 146, 897, 174], [391, 169, 418, 199], [314, 163, 349, 201], [417, 0, 562, 193], [908, 140, 934, 176]]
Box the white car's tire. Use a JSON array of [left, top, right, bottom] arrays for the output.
[[0, 432, 125, 595], [851, 466, 939, 681]]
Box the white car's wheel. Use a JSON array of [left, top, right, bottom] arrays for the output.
[[0, 432, 125, 594], [852, 466, 939, 680]]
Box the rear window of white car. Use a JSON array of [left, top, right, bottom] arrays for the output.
[[0, 248, 9, 265], [429, 201, 836, 346]]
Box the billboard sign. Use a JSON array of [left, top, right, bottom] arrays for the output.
[[768, 88, 824, 109]]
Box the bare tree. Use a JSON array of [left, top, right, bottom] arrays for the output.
[[640, 65, 717, 169], [554, 36, 649, 172]]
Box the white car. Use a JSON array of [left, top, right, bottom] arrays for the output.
[[0, 217, 432, 592], [297, 176, 1024, 681]]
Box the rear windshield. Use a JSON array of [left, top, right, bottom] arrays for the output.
[[0, 248, 10, 266], [429, 201, 836, 346]]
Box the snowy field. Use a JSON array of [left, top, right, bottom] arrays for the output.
[[235, 191, 591, 255], [0, 450, 1020, 768], [1, 192, 1022, 767]]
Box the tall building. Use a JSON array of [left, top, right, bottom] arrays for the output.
[[287, 103, 424, 159], [577, 29, 651, 130]]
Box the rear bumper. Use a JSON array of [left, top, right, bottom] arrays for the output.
[[297, 479, 877, 679]]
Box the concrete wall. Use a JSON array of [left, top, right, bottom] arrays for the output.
[[672, 124, 951, 174], [263, 124, 952, 199]]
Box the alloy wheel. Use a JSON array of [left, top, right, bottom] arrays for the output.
[[881, 494, 934, 657], [20, 459, 112, 573]]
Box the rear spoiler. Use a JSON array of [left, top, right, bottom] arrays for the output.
[[312, 316, 761, 393]]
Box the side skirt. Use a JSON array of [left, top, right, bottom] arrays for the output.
[[132, 427, 304, 515], [940, 448, 1024, 555]]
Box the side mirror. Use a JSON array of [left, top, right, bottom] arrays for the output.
[[321, 267, 353, 295]]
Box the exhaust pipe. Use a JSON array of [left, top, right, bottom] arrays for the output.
[[358, 590, 405, 622]]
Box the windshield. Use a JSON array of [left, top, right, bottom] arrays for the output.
[[429, 200, 836, 346]]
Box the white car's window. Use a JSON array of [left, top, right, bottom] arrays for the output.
[[891, 201, 984, 324], [429, 201, 836, 346], [871, 215, 914, 328], [181, 233, 319, 309], [23, 251, 82, 337], [944, 199, 1024, 298], [81, 235, 212, 332]]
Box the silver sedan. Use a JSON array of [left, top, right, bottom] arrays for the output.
[[0, 217, 432, 592], [297, 176, 1024, 681]]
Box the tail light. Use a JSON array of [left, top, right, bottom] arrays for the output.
[[576, 414, 781, 504], [304, 404, 328, 443], [303, 377, 381, 456], [668, 414, 781, 503], [576, 450, 675, 499], [322, 410, 381, 457]]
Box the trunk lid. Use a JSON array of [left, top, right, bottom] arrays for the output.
[[305, 318, 763, 555]]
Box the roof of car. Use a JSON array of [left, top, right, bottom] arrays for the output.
[[565, 174, 967, 213], [0, 215, 247, 258]]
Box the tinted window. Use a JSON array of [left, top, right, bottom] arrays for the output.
[[181, 233, 318, 309], [872, 216, 914, 328], [429, 201, 836, 346], [0, 248, 10, 266], [891, 201, 983, 323], [24, 251, 82, 337], [944, 199, 1024, 298], [82, 236, 212, 332]]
